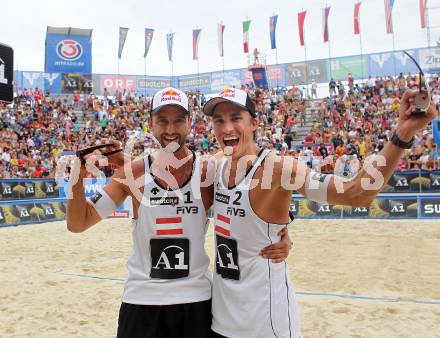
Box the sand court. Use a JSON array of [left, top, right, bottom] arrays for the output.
[[1, 218, 439, 338]]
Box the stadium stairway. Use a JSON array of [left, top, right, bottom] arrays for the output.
[[290, 98, 323, 146], [74, 110, 87, 129], [291, 106, 313, 146]]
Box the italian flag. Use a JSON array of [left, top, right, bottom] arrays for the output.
[[242, 20, 251, 53]]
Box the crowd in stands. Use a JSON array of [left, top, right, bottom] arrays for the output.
[[0, 71, 439, 179]]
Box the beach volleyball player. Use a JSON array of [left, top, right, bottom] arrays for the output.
[[65, 87, 292, 338], [202, 87, 437, 338]]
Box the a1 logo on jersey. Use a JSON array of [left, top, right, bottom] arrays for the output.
[[216, 234, 240, 280], [150, 238, 190, 279]]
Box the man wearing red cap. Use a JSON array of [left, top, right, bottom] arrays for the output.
[[66, 87, 292, 338]]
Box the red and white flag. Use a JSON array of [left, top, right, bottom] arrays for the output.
[[218, 24, 225, 57], [215, 213, 231, 237], [420, 0, 427, 29], [155, 217, 183, 236], [384, 0, 395, 34], [298, 11, 307, 46], [354, 2, 361, 35], [323, 7, 331, 43]]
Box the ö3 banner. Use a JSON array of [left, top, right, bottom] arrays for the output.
[[45, 33, 92, 74]]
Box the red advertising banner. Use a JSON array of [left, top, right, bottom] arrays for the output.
[[267, 65, 282, 82], [100, 75, 136, 92]]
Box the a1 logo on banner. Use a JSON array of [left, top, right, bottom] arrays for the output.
[[56, 40, 83, 61]]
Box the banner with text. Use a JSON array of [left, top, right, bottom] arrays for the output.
[[45, 34, 92, 74]]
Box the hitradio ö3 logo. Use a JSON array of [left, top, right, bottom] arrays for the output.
[[56, 40, 83, 61]]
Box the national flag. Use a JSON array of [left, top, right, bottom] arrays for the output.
[[354, 2, 362, 35], [118, 27, 129, 59], [269, 15, 278, 50], [323, 7, 331, 43], [218, 24, 225, 57], [144, 28, 154, 58], [243, 20, 251, 53], [166, 32, 174, 62], [384, 0, 395, 34], [155, 217, 183, 235], [420, 0, 428, 29], [298, 11, 307, 46], [215, 213, 231, 237], [192, 29, 202, 60]]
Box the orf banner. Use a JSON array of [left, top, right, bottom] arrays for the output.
[[99, 75, 136, 93], [45, 34, 92, 74], [0, 43, 13, 102]]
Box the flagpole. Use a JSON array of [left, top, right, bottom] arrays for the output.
[[358, 2, 365, 80], [144, 56, 147, 100], [328, 41, 332, 80], [195, 27, 200, 92], [197, 59, 200, 91], [117, 58, 120, 92], [392, 31, 397, 77], [359, 33, 364, 80], [222, 56, 225, 87], [171, 61, 174, 82], [302, 9, 309, 98], [426, 4, 431, 49]]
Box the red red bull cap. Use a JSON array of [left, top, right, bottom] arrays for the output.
[[151, 87, 189, 115], [203, 87, 256, 117]]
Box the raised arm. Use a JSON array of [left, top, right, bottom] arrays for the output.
[[280, 90, 436, 207], [65, 144, 131, 233]]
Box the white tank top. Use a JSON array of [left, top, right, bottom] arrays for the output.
[[122, 152, 212, 305], [211, 149, 301, 338]]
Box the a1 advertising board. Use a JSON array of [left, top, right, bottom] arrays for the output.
[[382, 172, 421, 192], [0, 179, 58, 200], [45, 34, 92, 74], [61, 73, 93, 93], [285, 60, 327, 86], [0, 43, 13, 102], [295, 199, 341, 218]]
